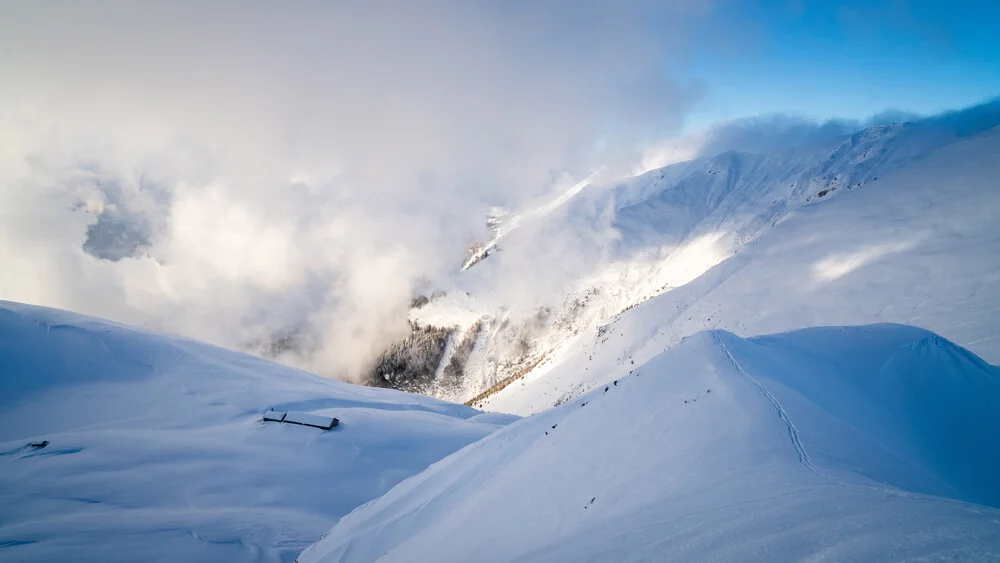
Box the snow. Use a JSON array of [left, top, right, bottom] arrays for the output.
[[461, 172, 601, 272], [262, 410, 287, 422], [298, 112, 1000, 560], [413, 109, 1000, 407], [281, 411, 338, 430], [300, 324, 1000, 562], [4, 107, 1000, 562], [478, 118, 1000, 415], [0, 301, 516, 562]]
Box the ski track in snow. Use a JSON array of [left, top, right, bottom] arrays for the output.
[[712, 331, 843, 486]]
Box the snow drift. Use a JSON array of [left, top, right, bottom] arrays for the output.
[[301, 324, 1000, 562], [0, 301, 515, 562]]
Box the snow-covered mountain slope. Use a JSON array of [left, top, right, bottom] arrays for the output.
[[300, 324, 1000, 563], [617, 121, 1000, 363], [482, 121, 1000, 415], [394, 103, 1000, 408], [0, 301, 515, 563]]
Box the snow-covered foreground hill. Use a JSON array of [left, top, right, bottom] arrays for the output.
[[0, 301, 515, 562], [301, 324, 1000, 563], [3, 306, 999, 562]]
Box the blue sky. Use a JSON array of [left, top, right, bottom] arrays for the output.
[[678, 0, 1000, 130]]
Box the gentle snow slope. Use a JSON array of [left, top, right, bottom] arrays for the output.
[[301, 325, 1000, 562], [0, 301, 515, 563]]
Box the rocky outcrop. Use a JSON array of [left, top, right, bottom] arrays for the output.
[[368, 322, 454, 393]]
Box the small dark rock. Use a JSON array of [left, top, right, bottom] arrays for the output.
[[29, 440, 48, 449]]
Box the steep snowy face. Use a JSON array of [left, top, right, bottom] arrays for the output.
[[0, 302, 515, 563], [300, 325, 1000, 563], [390, 109, 1000, 405]]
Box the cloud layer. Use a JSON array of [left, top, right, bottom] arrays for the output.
[[1, 1, 719, 380]]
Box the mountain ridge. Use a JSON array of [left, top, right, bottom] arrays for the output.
[[381, 105, 1000, 406]]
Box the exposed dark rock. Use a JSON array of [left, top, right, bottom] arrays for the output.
[[410, 291, 447, 310], [368, 322, 454, 393], [410, 295, 431, 309]]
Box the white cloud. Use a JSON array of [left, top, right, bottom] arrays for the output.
[[812, 240, 920, 283], [0, 1, 721, 380]]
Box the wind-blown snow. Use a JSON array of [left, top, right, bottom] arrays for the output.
[[300, 324, 1000, 562], [0, 301, 515, 562]]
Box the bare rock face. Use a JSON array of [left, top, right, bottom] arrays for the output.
[[368, 322, 454, 393]]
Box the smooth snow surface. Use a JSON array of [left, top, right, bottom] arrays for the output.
[[301, 325, 1000, 563], [0, 301, 515, 562]]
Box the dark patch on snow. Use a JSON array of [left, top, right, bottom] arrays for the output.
[[368, 322, 454, 394]]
